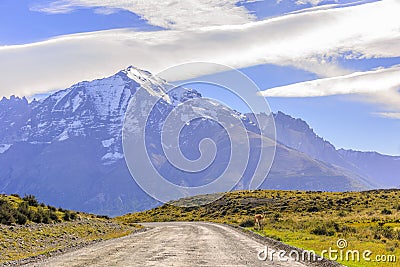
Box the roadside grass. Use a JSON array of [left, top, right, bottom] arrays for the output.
[[0, 194, 141, 263], [118, 189, 400, 267]]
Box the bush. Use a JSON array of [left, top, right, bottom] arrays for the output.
[[32, 210, 42, 223], [381, 208, 392, 215], [22, 195, 39, 207], [70, 212, 78, 220], [17, 201, 33, 219], [0, 195, 74, 225], [307, 206, 319, 212], [374, 226, 395, 240], [0, 200, 16, 225], [47, 205, 57, 212], [239, 218, 255, 227], [63, 210, 77, 221], [42, 212, 51, 224], [49, 211, 59, 222], [96, 215, 110, 220], [311, 225, 335, 236], [0, 200, 30, 225], [15, 212, 28, 225]]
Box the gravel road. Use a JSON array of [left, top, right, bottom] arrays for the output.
[[27, 222, 315, 267]]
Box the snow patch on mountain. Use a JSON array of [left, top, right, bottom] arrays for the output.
[[102, 138, 115, 148], [58, 129, 69, 141], [101, 152, 124, 164], [0, 144, 11, 154], [72, 91, 84, 113], [125, 66, 171, 103]]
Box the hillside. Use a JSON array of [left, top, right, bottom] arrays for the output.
[[118, 189, 400, 267], [0, 194, 140, 264]]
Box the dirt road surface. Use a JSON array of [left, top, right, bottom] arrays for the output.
[[28, 222, 315, 267]]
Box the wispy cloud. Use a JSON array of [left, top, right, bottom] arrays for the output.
[[93, 7, 119, 15], [374, 112, 400, 119], [261, 65, 400, 117], [261, 66, 400, 97], [295, 0, 326, 5], [31, 0, 257, 29], [1, 0, 398, 99], [31, 1, 75, 14]]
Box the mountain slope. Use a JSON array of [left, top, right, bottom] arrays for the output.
[[338, 149, 400, 188], [272, 112, 399, 189]]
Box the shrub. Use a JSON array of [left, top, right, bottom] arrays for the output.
[[339, 224, 357, 234], [22, 195, 39, 207], [47, 205, 57, 212], [63, 210, 71, 221], [374, 226, 395, 240], [15, 212, 28, 225], [395, 230, 400, 240], [49, 211, 59, 222], [378, 222, 386, 227], [307, 206, 319, 212], [42, 212, 51, 224], [70, 212, 78, 220], [32, 207, 47, 223], [381, 208, 392, 215], [0, 200, 29, 225], [63, 210, 77, 221], [18, 201, 31, 216], [271, 213, 281, 222], [0, 200, 16, 225], [239, 218, 255, 227], [311, 225, 335, 236], [96, 215, 110, 220], [338, 211, 346, 217], [32, 211, 42, 223]]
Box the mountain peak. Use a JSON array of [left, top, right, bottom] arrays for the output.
[[124, 65, 153, 76], [0, 95, 28, 104], [118, 65, 158, 83]]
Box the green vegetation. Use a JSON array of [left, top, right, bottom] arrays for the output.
[[118, 189, 400, 267], [0, 194, 141, 264], [0, 194, 77, 225]]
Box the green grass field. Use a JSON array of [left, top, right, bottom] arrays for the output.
[[118, 189, 400, 267]]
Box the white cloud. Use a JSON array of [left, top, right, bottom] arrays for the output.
[[261, 66, 400, 97], [31, 1, 75, 14], [296, 0, 325, 5], [31, 0, 257, 29], [261, 65, 400, 115], [93, 7, 119, 15], [1, 0, 399, 98], [374, 112, 400, 119]]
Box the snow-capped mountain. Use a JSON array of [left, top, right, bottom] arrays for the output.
[[0, 66, 199, 165], [0, 66, 394, 215]]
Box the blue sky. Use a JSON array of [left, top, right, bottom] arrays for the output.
[[0, 0, 161, 45], [0, 0, 399, 155]]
